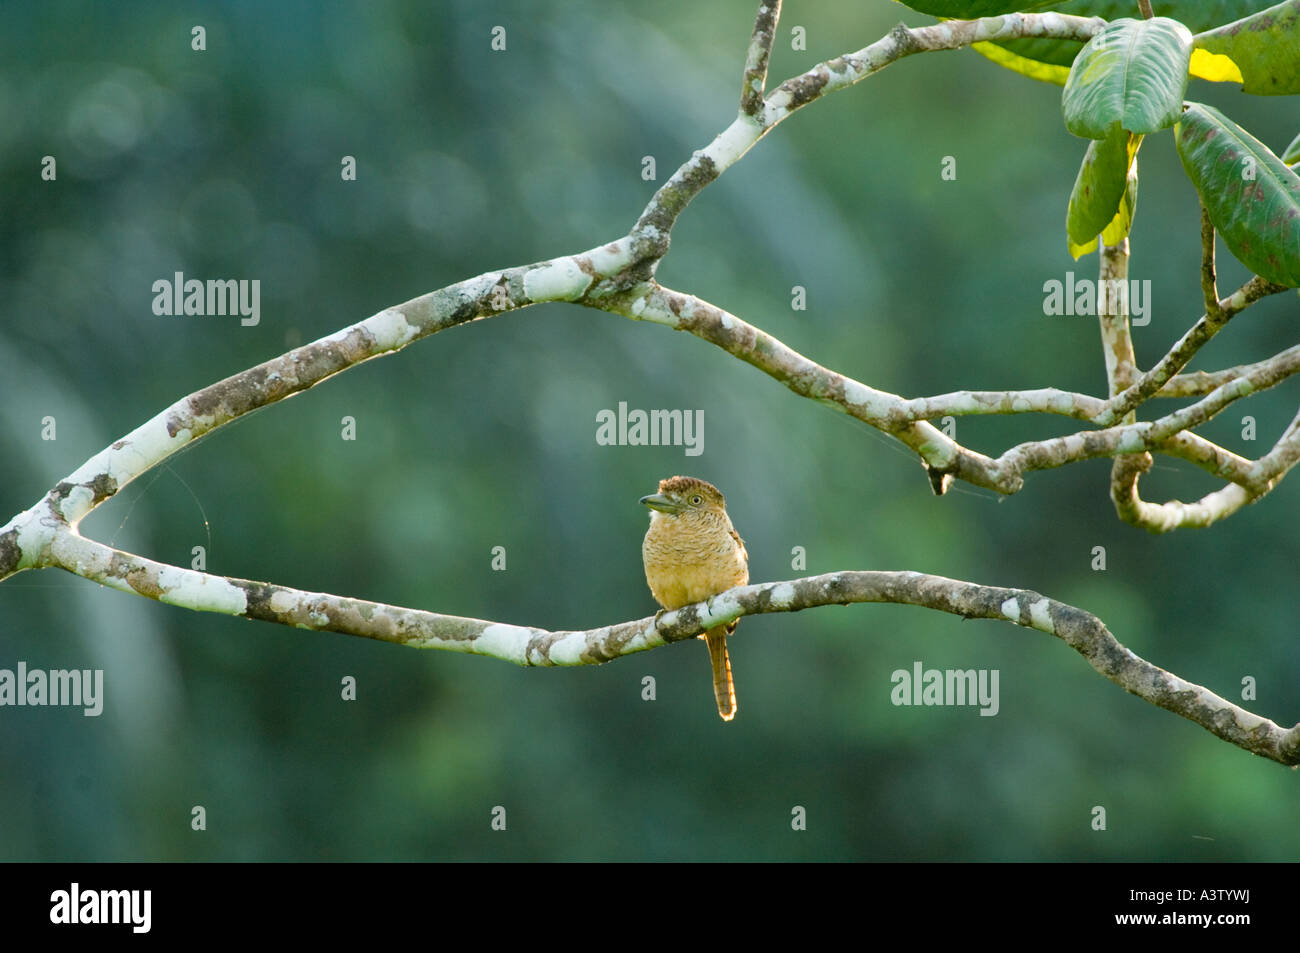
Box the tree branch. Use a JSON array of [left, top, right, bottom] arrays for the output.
[[0, 11, 1291, 579], [739, 1, 781, 118], [1158, 431, 1254, 483], [900, 388, 1103, 421], [1096, 238, 1157, 523], [2, 10, 1271, 550], [1094, 275, 1290, 427], [1159, 349, 1300, 398], [601, 279, 1020, 491], [0, 237, 665, 564], [1199, 201, 1221, 319], [14, 526, 1299, 765], [632, 12, 1102, 238], [1109, 399, 1300, 531], [1098, 239, 1138, 395], [3, 10, 1298, 780], [602, 280, 1300, 502]]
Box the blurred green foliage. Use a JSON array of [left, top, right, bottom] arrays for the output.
[[1, 0, 1297, 861]]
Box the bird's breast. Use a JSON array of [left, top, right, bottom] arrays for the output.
[[642, 516, 749, 609]]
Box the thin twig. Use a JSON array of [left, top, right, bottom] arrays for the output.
[[739, 1, 781, 118], [1199, 201, 1221, 319]]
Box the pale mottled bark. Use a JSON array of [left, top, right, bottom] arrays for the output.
[[1, 5, 1297, 767], [16, 530, 1300, 765]]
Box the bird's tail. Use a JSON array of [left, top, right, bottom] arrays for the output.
[[704, 624, 737, 721]]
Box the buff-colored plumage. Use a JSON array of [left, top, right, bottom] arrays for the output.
[[640, 476, 749, 721]]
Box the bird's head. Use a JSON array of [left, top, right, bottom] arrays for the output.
[[639, 475, 728, 519]]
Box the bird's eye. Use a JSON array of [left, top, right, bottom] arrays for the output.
[[689, 495, 703, 505]]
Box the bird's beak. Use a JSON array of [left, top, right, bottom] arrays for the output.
[[640, 492, 682, 514]]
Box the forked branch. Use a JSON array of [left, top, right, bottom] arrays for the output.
[[1, 5, 1297, 766]]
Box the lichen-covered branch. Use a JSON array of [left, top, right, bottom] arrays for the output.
[[1095, 275, 1290, 427], [4, 9, 1283, 586], [602, 280, 1300, 501], [632, 11, 1103, 238], [601, 279, 1017, 490], [0, 236, 663, 573], [1098, 239, 1138, 395], [1096, 239, 1157, 525], [900, 388, 1104, 421], [739, 1, 781, 118], [1106, 398, 1300, 531], [1158, 432, 1253, 484], [1199, 201, 1221, 319], [1159, 349, 1300, 398], [12, 528, 1298, 765], [2, 9, 1298, 779]]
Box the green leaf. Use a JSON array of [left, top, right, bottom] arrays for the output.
[[971, 1, 1278, 87], [893, 0, 1059, 15], [1192, 0, 1300, 95], [1284, 130, 1300, 165], [1100, 163, 1139, 248], [1176, 103, 1300, 287], [1063, 17, 1193, 139], [1067, 127, 1142, 258], [971, 38, 1074, 85]]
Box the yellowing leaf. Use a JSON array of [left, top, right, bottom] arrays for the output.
[[1189, 47, 1245, 84], [1192, 0, 1300, 95], [971, 41, 1071, 86]]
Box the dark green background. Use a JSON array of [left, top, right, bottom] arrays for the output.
[[1, 0, 1297, 861]]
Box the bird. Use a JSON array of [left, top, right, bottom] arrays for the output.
[[640, 476, 749, 721]]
